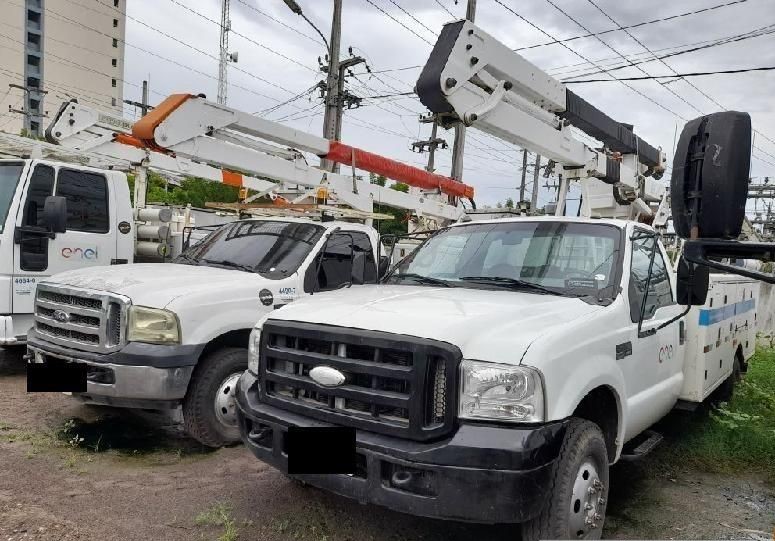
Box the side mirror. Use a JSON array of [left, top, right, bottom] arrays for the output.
[[43, 196, 67, 234], [676, 256, 709, 306], [378, 255, 391, 280]]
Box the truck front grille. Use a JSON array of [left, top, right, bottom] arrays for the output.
[[259, 321, 460, 441], [34, 284, 128, 353]]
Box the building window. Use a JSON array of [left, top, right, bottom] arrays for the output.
[[113, 18, 118, 27], [27, 32, 40, 50], [112, 38, 118, 48], [114, 0, 119, 6], [111, 58, 117, 67], [27, 10, 41, 24], [111, 98, 117, 106], [26, 76, 40, 88], [29, 99, 40, 111], [27, 54, 40, 68], [112, 78, 117, 87], [30, 121, 40, 133]]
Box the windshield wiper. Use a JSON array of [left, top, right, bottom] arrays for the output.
[[201, 259, 256, 273], [459, 276, 565, 296], [174, 253, 199, 265], [391, 273, 454, 287]]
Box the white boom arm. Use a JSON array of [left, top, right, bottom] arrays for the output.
[[46, 98, 467, 225], [416, 20, 667, 219]]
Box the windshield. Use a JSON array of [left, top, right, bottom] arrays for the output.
[[0, 162, 24, 233], [175, 220, 324, 279], [388, 221, 622, 297]]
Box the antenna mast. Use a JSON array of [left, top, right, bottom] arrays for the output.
[[217, 0, 231, 105]]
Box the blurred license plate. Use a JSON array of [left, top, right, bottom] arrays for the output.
[[27, 360, 86, 393], [286, 427, 356, 475]]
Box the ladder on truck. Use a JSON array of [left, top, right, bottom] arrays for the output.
[[45, 96, 472, 254]]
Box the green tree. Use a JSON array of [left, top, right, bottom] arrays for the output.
[[504, 197, 515, 209], [391, 182, 409, 193], [369, 172, 387, 186]]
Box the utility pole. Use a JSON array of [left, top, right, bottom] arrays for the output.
[[412, 114, 447, 173], [333, 54, 366, 145], [8, 83, 48, 137], [321, 0, 343, 172], [449, 0, 476, 181], [530, 154, 541, 214], [519, 148, 528, 202], [123, 80, 151, 116]]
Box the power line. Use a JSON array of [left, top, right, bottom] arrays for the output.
[[386, 0, 437, 36], [515, 0, 752, 51], [564, 65, 775, 83], [493, 0, 685, 120], [361, 0, 435, 46], [434, 0, 456, 18], [234, 0, 326, 47]]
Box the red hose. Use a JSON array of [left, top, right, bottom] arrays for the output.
[[325, 141, 474, 200]]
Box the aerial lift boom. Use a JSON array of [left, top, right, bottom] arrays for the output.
[[416, 20, 668, 220]]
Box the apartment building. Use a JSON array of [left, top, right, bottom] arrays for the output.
[[0, 0, 127, 136]]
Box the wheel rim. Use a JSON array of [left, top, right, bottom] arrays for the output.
[[214, 372, 241, 428], [568, 459, 605, 538]]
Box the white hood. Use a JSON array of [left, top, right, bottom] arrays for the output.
[[268, 285, 602, 365], [42, 263, 267, 308]]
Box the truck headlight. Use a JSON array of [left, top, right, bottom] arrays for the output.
[[459, 360, 544, 422], [248, 327, 261, 374], [126, 306, 181, 345]]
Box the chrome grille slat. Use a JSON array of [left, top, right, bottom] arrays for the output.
[[33, 284, 130, 353]]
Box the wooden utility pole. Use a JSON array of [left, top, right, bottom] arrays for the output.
[[321, 0, 343, 172], [530, 154, 541, 214], [519, 148, 528, 202]]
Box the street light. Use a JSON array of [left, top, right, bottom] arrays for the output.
[[281, 0, 330, 53]]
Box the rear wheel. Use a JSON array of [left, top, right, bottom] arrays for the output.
[[714, 354, 742, 404], [521, 418, 610, 540], [183, 347, 247, 448]]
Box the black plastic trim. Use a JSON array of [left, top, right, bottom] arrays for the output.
[[416, 20, 466, 115]]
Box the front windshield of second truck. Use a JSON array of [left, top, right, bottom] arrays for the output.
[[0, 162, 24, 234], [176, 220, 324, 279], [389, 220, 622, 297]]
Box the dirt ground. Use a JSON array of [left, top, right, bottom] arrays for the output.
[[1, 347, 773, 541]]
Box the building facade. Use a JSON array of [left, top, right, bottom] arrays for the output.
[[0, 0, 126, 137]]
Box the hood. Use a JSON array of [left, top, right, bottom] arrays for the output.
[[42, 263, 267, 308], [268, 285, 602, 365]]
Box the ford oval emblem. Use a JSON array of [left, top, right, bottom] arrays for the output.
[[309, 366, 346, 387], [52, 309, 71, 323]]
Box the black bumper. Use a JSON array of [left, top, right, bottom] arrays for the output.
[[236, 371, 566, 524]]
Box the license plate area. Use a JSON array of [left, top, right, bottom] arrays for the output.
[[286, 426, 356, 475], [27, 358, 87, 392]]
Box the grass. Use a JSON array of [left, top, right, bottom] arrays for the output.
[[195, 502, 239, 541], [662, 347, 775, 480]]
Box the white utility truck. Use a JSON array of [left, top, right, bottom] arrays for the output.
[[25, 94, 471, 446], [235, 20, 762, 539]]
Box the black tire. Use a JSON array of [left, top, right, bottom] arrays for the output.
[[521, 418, 610, 541], [182, 347, 247, 448], [714, 354, 742, 404]]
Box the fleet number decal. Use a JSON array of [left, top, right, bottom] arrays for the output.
[[658, 345, 674, 364], [13, 277, 37, 296]]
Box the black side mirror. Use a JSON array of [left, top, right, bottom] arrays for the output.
[[676, 256, 709, 306], [378, 255, 391, 280], [43, 196, 67, 234]]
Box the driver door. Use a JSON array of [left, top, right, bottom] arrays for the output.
[[12, 163, 117, 314]]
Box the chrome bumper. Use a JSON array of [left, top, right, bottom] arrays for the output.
[[28, 343, 193, 408]]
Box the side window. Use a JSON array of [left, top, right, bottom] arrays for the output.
[[19, 165, 55, 272], [629, 235, 674, 322], [55, 169, 109, 233], [22, 164, 54, 227], [350, 231, 376, 285], [315, 233, 354, 291]]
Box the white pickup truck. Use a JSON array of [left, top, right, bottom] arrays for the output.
[[26, 217, 388, 446], [236, 216, 758, 538]]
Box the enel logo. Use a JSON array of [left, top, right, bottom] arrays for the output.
[[61, 247, 99, 260]]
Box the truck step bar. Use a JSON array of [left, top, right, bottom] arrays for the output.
[[619, 430, 664, 461]]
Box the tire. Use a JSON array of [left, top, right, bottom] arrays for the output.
[[182, 347, 247, 448], [521, 418, 610, 541], [714, 355, 742, 404]]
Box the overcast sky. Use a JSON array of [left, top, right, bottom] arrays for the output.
[[121, 0, 775, 215]]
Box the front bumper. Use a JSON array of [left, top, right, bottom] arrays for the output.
[[27, 331, 198, 409], [236, 371, 566, 524]]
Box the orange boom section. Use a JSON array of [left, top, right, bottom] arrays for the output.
[[326, 141, 474, 200]]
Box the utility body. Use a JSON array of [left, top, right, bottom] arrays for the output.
[[234, 18, 761, 539]]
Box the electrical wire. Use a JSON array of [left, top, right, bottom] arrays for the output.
[[564, 65, 775, 83], [515, 0, 752, 51], [387, 0, 437, 36], [233, 0, 326, 47], [361, 0, 435, 46]]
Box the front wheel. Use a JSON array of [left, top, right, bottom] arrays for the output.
[[183, 347, 247, 447], [521, 418, 610, 540]]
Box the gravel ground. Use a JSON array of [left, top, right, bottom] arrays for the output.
[[1, 347, 773, 541]]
